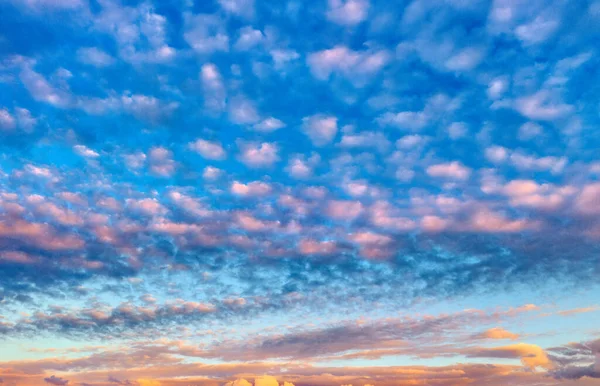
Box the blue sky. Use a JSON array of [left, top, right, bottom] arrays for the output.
[[0, 0, 600, 385]]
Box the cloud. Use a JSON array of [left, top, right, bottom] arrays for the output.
[[0, 108, 16, 130], [307, 46, 389, 84], [286, 153, 320, 179], [302, 114, 338, 146], [426, 161, 471, 180], [44, 375, 69, 385], [201, 63, 227, 112], [77, 47, 115, 67], [231, 181, 272, 197], [444, 47, 485, 71], [73, 145, 100, 158], [229, 96, 260, 125], [477, 327, 519, 340], [238, 142, 279, 168], [548, 338, 600, 380], [224, 380, 252, 386], [467, 343, 553, 370], [326, 200, 363, 220], [137, 380, 162, 386], [189, 139, 227, 160], [518, 122, 543, 141], [515, 91, 573, 121], [235, 212, 277, 232], [339, 131, 390, 152], [298, 239, 338, 256], [3, 3, 600, 385], [574, 183, 600, 215], [218, 0, 254, 18], [377, 111, 428, 131], [254, 375, 280, 386], [147, 147, 176, 177], [203, 166, 222, 180], [121, 94, 179, 122], [20, 66, 72, 108], [234, 27, 264, 51], [515, 15, 560, 45], [126, 198, 168, 216], [184, 14, 229, 53], [447, 122, 468, 140], [253, 117, 286, 132], [326, 0, 370, 26]]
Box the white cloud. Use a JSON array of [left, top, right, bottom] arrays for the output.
[[342, 179, 371, 197], [73, 145, 100, 158], [485, 146, 567, 174], [447, 122, 468, 140], [231, 181, 272, 196], [10, 0, 84, 11], [396, 134, 428, 149], [307, 45, 389, 84], [427, 161, 471, 180], [121, 94, 179, 122], [339, 131, 390, 152], [201, 63, 226, 112], [229, 95, 260, 124], [19, 66, 72, 108], [377, 111, 428, 131], [0, 108, 16, 130], [77, 47, 115, 67], [253, 117, 286, 132], [509, 152, 567, 174], [518, 122, 543, 141], [218, 0, 254, 18], [203, 166, 222, 180], [326, 0, 369, 26], [515, 91, 573, 121], [234, 26, 263, 50], [14, 108, 36, 131], [92, 2, 176, 65], [125, 152, 147, 171], [238, 142, 280, 168], [148, 147, 176, 177], [302, 114, 338, 146], [487, 77, 508, 99], [485, 146, 509, 163], [444, 47, 485, 71], [184, 14, 229, 54], [516, 15, 560, 45], [270, 49, 300, 70], [286, 153, 320, 179], [189, 139, 227, 161]]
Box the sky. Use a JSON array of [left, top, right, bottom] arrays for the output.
[[0, 0, 600, 385]]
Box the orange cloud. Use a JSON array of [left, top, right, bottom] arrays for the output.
[[479, 327, 519, 340], [138, 380, 162, 386], [557, 306, 600, 316], [467, 343, 553, 370]]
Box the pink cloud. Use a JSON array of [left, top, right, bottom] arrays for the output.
[[426, 161, 471, 180], [326, 200, 363, 220]]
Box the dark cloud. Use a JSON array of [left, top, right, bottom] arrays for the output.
[[44, 375, 69, 385], [549, 338, 600, 380]]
